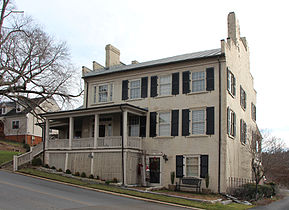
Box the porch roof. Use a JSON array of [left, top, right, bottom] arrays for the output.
[[41, 103, 147, 118]]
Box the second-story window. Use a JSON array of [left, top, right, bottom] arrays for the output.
[[159, 112, 170, 136], [240, 119, 247, 144], [94, 83, 113, 103], [159, 75, 172, 96], [240, 86, 246, 110], [192, 71, 205, 92], [191, 109, 205, 134], [251, 103, 256, 121], [130, 79, 141, 99], [227, 107, 236, 137]]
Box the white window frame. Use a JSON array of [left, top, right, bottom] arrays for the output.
[[158, 111, 171, 136], [12, 120, 19, 129], [93, 83, 113, 103], [227, 107, 236, 137], [227, 70, 236, 96], [184, 155, 200, 178], [191, 71, 205, 93], [129, 79, 141, 99], [159, 74, 172, 96], [190, 108, 206, 135], [128, 115, 140, 137]]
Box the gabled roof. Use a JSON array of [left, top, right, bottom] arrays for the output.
[[0, 97, 45, 117], [83, 48, 223, 78]]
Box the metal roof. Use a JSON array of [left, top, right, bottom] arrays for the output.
[[83, 48, 222, 78]]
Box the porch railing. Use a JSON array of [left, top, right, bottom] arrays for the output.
[[47, 138, 69, 149], [13, 142, 43, 171], [72, 137, 94, 148], [128, 137, 142, 149], [97, 136, 122, 147]]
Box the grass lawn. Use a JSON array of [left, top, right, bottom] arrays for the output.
[[0, 150, 21, 165], [19, 168, 253, 210], [0, 140, 24, 147]]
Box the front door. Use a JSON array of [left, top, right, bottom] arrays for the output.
[[149, 157, 160, 184]]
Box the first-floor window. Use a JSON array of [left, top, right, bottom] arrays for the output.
[[159, 112, 170, 136], [129, 115, 140, 136], [186, 156, 199, 177], [192, 71, 205, 92], [227, 107, 236, 137], [12, 120, 19, 129], [191, 109, 205, 134], [240, 119, 247, 144]]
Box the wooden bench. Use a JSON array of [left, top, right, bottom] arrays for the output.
[[176, 177, 202, 192]]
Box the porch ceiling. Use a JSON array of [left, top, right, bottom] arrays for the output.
[[41, 103, 147, 119]]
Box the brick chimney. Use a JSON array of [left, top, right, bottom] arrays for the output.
[[105, 44, 120, 68]]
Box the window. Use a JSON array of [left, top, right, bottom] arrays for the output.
[[186, 156, 199, 177], [159, 75, 172, 96], [16, 104, 21, 113], [12, 120, 19, 129], [159, 112, 170, 136], [227, 107, 236, 137], [240, 119, 247, 144], [1, 107, 6, 115], [94, 83, 113, 103], [191, 109, 205, 134], [130, 80, 141, 99], [192, 71, 205, 92], [240, 86, 246, 110], [129, 115, 140, 136], [227, 69, 236, 96], [251, 103, 256, 121]]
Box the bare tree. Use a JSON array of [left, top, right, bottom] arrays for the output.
[[0, 0, 82, 117]]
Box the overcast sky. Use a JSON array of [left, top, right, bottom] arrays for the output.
[[17, 0, 289, 147]]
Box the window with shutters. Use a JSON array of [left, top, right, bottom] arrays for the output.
[[240, 86, 247, 110], [227, 107, 236, 137], [128, 115, 140, 136], [227, 69, 236, 96], [130, 79, 141, 99], [12, 120, 19, 129], [240, 119, 247, 144], [251, 103, 256, 121], [158, 112, 171, 136], [94, 83, 113, 103], [192, 71, 205, 92], [191, 109, 205, 135], [185, 156, 199, 177], [159, 75, 172, 96]]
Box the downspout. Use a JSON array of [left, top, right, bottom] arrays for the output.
[[120, 105, 125, 186], [42, 123, 46, 165], [218, 57, 222, 193]]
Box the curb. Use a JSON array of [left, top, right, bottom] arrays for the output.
[[13, 170, 203, 210]]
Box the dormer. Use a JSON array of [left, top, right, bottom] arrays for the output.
[[1, 106, 6, 115], [16, 103, 22, 113]]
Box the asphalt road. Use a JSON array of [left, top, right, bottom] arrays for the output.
[[0, 170, 190, 210], [251, 190, 289, 210]]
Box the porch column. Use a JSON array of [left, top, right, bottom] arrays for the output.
[[69, 117, 74, 149], [45, 119, 50, 149], [94, 114, 99, 148], [122, 110, 128, 185]]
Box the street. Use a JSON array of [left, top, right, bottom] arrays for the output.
[[251, 190, 289, 210], [0, 170, 190, 210]]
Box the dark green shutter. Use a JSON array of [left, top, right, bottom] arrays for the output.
[[182, 109, 189, 136], [206, 107, 214, 135], [171, 110, 179, 136], [200, 155, 209, 178], [172, 72, 179, 95], [176, 155, 184, 178], [122, 80, 128, 100], [141, 77, 148, 98], [232, 75, 236, 96], [150, 76, 158, 97], [206, 67, 214, 91], [227, 68, 230, 91], [140, 116, 146, 137], [149, 112, 157, 137], [227, 107, 230, 135], [182, 71, 190, 94], [233, 112, 236, 137]]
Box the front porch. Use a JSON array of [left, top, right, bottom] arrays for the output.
[[44, 104, 147, 151]]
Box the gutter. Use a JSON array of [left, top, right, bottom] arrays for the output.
[[218, 57, 222, 193]]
